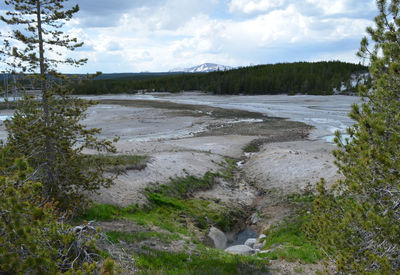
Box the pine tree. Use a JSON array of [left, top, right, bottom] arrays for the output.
[[0, 0, 116, 210], [307, 0, 400, 273], [0, 149, 118, 274]]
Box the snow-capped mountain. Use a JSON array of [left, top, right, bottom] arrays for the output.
[[170, 63, 233, 73]]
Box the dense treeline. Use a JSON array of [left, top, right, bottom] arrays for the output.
[[73, 61, 368, 95]]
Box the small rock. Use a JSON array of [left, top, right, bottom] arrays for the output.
[[250, 212, 260, 224], [236, 160, 245, 167], [258, 234, 266, 240], [244, 238, 257, 248], [225, 245, 254, 255], [208, 226, 227, 249], [257, 249, 273, 254], [73, 225, 96, 234]]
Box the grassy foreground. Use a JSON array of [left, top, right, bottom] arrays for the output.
[[78, 160, 324, 274], [79, 168, 270, 274]]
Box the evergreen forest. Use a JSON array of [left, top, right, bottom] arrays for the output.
[[73, 61, 368, 95]]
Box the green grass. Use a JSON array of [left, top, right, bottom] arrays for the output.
[[79, 170, 241, 235], [135, 246, 270, 275], [145, 159, 236, 199], [78, 172, 324, 273], [218, 158, 236, 179], [261, 215, 322, 263], [139, 170, 242, 233], [80, 196, 238, 236], [80, 193, 239, 235], [78, 203, 139, 221], [243, 138, 267, 153], [78, 170, 260, 273], [84, 154, 148, 173], [124, 195, 238, 234], [124, 204, 190, 234], [145, 172, 216, 199]]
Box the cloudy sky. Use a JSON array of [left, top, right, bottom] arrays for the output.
[[1, 0, 377, 73]]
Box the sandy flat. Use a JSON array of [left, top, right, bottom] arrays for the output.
[[243, 140, 340, 193], [115, 135, 257, 158], [0, 94, 348, 207]]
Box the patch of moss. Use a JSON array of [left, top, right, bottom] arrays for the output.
[[261, 215, 322, 264]]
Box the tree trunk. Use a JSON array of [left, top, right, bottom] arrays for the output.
[[36, 0, 54, 193]]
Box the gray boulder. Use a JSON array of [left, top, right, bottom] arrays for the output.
[[208, 226, 227, 249], [244, 238, 257, 248], [225, 245, 254, 255]]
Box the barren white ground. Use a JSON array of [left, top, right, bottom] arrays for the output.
[[1, 93, 358, 206]]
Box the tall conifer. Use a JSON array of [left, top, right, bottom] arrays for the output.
[[0, 0, 116, 210], [307, 0, 400, 273]]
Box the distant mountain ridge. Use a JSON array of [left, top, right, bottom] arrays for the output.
[[170, 63, 233, 73]]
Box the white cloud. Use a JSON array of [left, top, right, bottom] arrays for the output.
[[305, 0, 375, 16], [305, 0, 348, 15], [57, 0, 376, 72], [228, 0, 286, 14]]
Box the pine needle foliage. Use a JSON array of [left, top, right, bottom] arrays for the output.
[[0, 153, 117, 274], [0, 0, 117, 210], [307, 1, 400, 273]]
